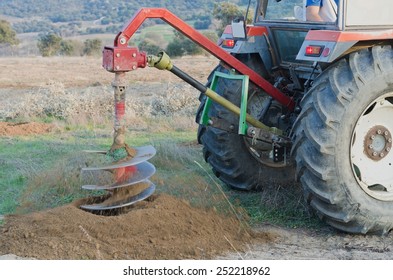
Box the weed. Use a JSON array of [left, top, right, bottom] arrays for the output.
[[227, 184, 324, 229]]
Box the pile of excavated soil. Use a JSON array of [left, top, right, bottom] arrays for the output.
[[0, 194, 276, 260], [0, 122, 52, 136]]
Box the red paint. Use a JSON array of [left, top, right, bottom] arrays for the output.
[[115, 101, 126, 123], [116, 102, 125, 117], [102, 46, 147, 72], [305, 29, 393, 42], [104, 8, 294, 110], [115, 165, 137, 183], [223, 25, 268, 37]]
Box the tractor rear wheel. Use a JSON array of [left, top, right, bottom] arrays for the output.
[[197, 55, 294, 190], [292, 46, 393, 234]]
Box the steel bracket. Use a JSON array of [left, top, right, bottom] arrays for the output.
[[201, 71, 249, 135], [103, 46, 147, 73]]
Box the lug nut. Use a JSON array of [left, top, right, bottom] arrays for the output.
[[373, 152, 378, 156], [385, 131, 389, 136], [371, 135, 375, 140], [380, 153, 385, 157], [377, 130, 382, 135], [387, 147, 391, 152], [369, 144, 373, 149]]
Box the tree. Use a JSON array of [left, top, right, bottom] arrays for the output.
[[0, 20, 19, 46], [165, 31, 203, 58], [138, 39, 161, 55], [213, 2, 253, 35], [83, 39, 102, 56], [37, 33, 62, 56], [166, 39, 184, 57]]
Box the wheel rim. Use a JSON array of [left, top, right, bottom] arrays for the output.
[[351, 93, 393, 201]]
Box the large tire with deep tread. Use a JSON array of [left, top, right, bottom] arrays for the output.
[[198, 55, 294, 190], [291, 46, 393, 234]]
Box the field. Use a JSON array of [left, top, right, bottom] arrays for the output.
[[1, 56, 393, 260]]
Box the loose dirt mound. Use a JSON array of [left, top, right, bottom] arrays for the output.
[[0, 122, 52, 136], [0, 194, 275, 259]]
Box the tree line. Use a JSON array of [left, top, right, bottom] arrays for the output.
[[1, 2, 250, 57]]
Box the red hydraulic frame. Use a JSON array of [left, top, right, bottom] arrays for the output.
[[103, 8, 295, 110]]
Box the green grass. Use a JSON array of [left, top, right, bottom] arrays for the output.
[[0, 117, 324, 231]]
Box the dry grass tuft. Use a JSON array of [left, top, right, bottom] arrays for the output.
[[0, 82, 200, 124]]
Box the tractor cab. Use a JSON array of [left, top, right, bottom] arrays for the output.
[[250, 0, 393, 66], [222, 0, 393, 95]]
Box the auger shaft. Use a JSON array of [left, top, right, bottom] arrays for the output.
[[111, 73, 127, 152]]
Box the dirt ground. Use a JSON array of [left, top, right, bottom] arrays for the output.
[[0, 121, 52, 136], [1, 57, 393, 260], [0, 56, 217, 89], [0, 194, 270, 260]]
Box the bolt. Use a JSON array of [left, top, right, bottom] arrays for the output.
[[132, 53, 137, 58], [385, 131, 389, 136], [389, 139, 392, 143], [116, 53, 120, 57], [116, 66, 120, 70], [373, 152, 378, 156], [387, 147, 391, 152], [119, 37, 126, 45], [207, 119, 213, 126], [380, 153, 385, 157], [250, 129, 256, 136], [132, 65, 137, 70], [380, 101, 385, 105], [369, 144, 373, 149], [377, 130, 382, 135], [229, 125, 235, 130], [371, 135, 375, 140]]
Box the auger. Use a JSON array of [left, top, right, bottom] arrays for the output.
[[80, 72, 156, 211]]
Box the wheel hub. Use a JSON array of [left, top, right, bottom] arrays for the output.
[[364, 125, 392, 161], [351, 94, 393, 201]]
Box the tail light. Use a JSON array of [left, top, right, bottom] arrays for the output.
[[305, 45, 324, 57], [222, 39, 236, 48]]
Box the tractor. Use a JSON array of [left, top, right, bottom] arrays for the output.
[[83, 0, 393, 235]]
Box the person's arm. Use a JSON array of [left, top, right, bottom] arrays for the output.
[[306, 5, 323, 21]]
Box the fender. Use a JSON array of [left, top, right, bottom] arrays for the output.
[[219, 25, 274, 71], [297, 29, 393, 63]]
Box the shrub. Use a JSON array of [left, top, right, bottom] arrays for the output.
[[138, 39, 161, 55], [82, 39, 102, 56], [37, 33, 62, 57]]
